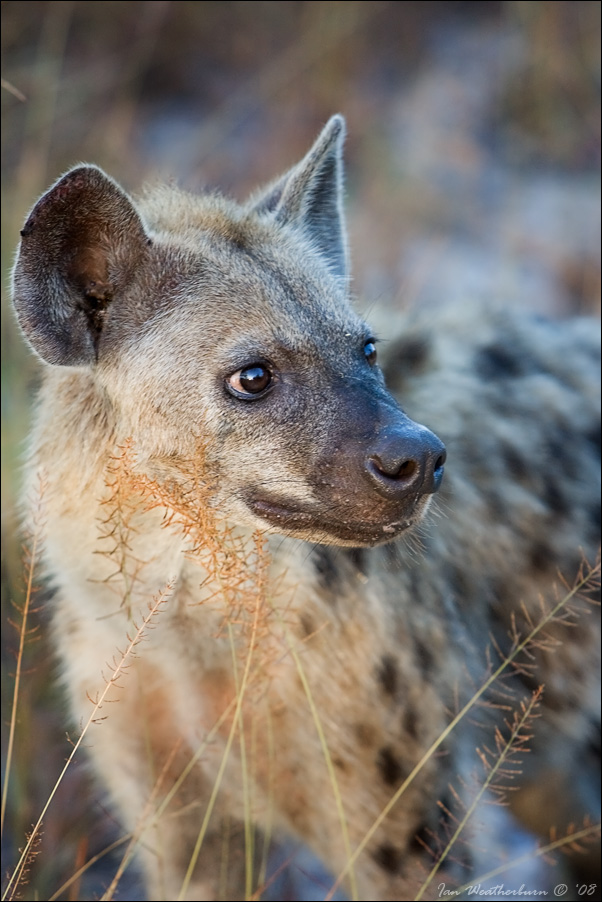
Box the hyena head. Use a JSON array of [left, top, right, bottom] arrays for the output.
[[12, 116, 445, 547]]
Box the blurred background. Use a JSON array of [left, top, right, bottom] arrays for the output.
[[1, 2, 600, 899]]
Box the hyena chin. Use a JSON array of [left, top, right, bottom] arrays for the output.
[[13, 116, 600, 902]]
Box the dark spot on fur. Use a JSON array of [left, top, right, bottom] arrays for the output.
[[502, 443, 530, 482], [475, 342, 530, 380], [354, 722, 376, 748], [299, 614, 315, 638], [218, 220, 250, 250], [333, 756, 348, 772], [529, 541, 555, 573], [384, 333, 431, 388], [377, 746, 405, 786], [313, 547, 341, 593], [402, 333, 431, 366], [587, 719, 600, 760], [586, 426, 601, 456], [230, 234, 248, 251], [402, 706, 420, 740], [539, 690, 572, 713], [544, 431, 578, 480], [372, 842, 402, 874], [588, 500, 601, 546], [415, 637, 435, 675], [543, 477, 569, 518], [377, 655, 399, 697], [544, 433, 565, 463], [409, 823, 431, 855]]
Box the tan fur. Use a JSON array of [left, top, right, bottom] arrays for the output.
[[13, 117, 600, 900]]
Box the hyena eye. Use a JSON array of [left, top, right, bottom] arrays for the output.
[[364, 340, 377, 366], [227, 363, 272, 398]]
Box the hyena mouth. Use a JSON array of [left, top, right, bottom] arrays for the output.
[[247, 493, 430, 546]]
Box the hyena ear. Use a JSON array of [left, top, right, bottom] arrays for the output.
[[12, 165, 149, 366], [249, 115, 349, 283]]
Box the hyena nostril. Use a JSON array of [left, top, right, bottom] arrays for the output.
[[431, 450, 447, 492], [396, 459, 418, 480], [365, 424, 446, 499], [373, 455, 417, 481]]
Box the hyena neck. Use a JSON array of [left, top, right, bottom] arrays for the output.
[[28, 370, 184, 615]]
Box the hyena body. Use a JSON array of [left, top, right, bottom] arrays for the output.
[[12, 117, 600, 900]]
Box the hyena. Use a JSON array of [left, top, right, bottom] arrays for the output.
[[12, 116, 601, 901]]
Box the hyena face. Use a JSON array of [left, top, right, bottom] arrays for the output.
[[13, 116, 445, 546]]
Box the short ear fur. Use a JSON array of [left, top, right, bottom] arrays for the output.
[[12, 166, 149, 366], [250, 115, 349, 283]]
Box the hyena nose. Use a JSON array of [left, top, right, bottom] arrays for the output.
[[365, 425, 446, 499]]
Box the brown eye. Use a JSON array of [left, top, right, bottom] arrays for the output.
[[227, 363, 272, 398], [364, 341, 377, 366]]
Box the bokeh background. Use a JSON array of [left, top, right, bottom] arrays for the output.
[[2, 2, 600, 899]]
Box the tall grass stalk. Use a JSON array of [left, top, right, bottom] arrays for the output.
[[0, 501, 42, 839], [47, 835, 130, 902], [415, 688, 543, 899], [1, 582, 175, 902], [1, 489, 46, 901]]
